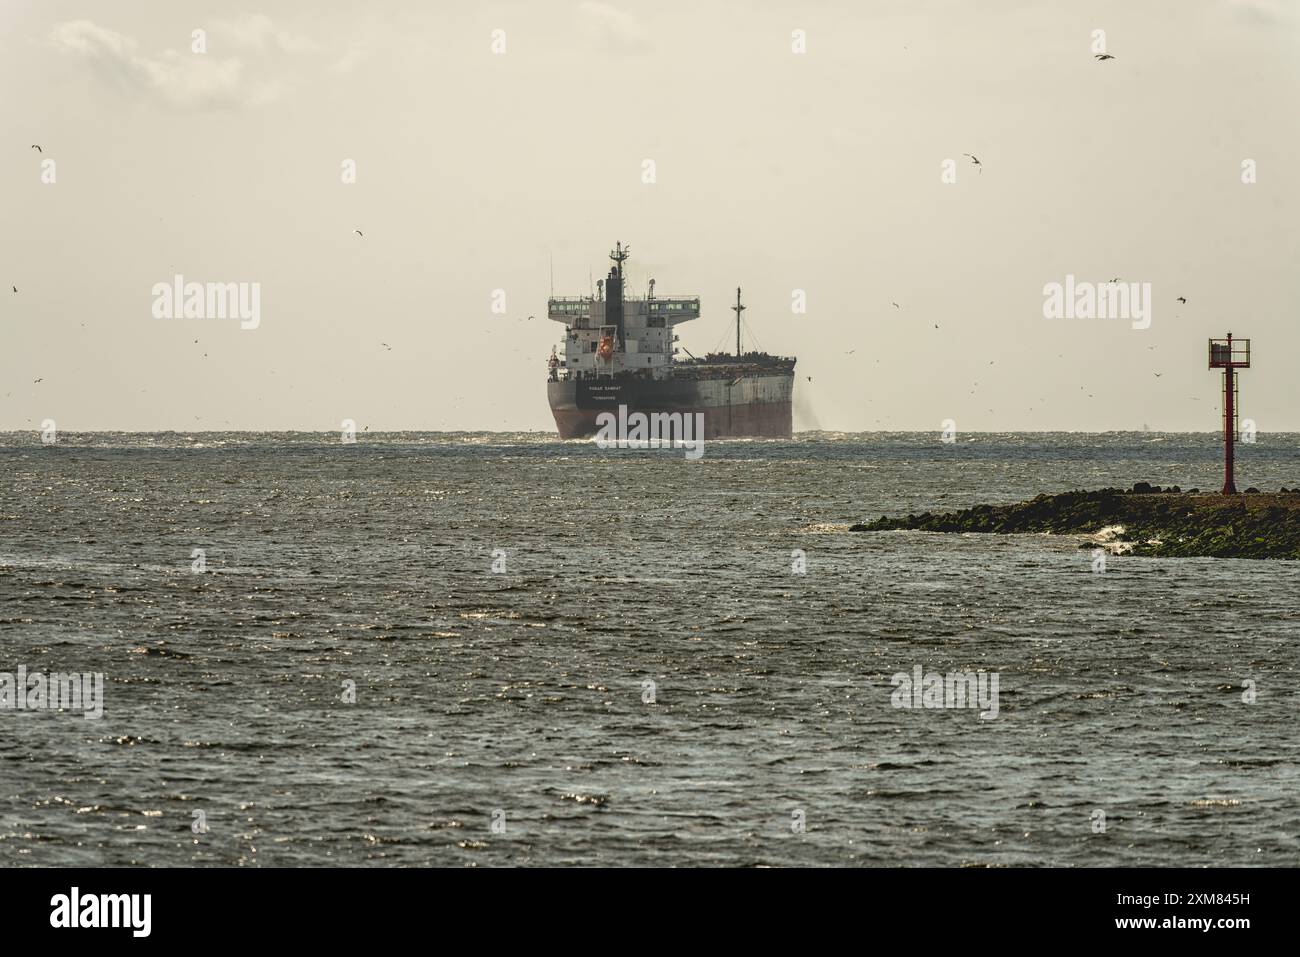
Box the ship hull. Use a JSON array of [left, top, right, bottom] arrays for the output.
[[548, 375, 793, 439]]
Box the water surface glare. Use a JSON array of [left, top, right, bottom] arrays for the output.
[[1, 432, 1297, 866]]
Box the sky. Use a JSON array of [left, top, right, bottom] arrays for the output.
[[1, 0, 1297, 432]]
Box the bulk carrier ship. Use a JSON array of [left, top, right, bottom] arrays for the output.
[[546, 243, 796, 439]]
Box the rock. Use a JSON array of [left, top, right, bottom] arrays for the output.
[[851, 487, 1300, 559]]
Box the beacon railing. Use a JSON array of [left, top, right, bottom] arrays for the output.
[[1208, 337, 1250, 368]]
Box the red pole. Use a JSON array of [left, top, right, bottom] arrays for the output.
[[1222, 334, 1236, 494]]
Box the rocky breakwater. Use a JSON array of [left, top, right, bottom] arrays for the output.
[[850, 484, 1300, 559]]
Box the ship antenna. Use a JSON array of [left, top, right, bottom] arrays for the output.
[[609, 241, 630, 281], [731, 287, 746, 357]]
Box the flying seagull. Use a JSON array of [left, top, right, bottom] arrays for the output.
[[1107, 277, 1121, 283], [891, 302, 900, 309], [1176, 296, 1186, 303], [30, 144, 42, 152], [10, 286, 15, 293], [381, 342, 391, 350], [1095, 54, 1115, 61], [354, 229, 364, 237], [962, 153, 982, 173], [33, 378, 43, 383]]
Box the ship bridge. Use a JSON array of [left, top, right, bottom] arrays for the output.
[[548, 245, 700, 380], [548, 296, 699, 327]]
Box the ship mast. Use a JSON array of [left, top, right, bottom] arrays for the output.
[[609, 241, 629, 276], [731, 287, 745, 358], [607, 242, 630, 352]]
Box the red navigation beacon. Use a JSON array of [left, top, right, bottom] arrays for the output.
[[1208, 333, 1250, 495]]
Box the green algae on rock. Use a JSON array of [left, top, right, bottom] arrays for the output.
[[850, 485, 1300, 559]]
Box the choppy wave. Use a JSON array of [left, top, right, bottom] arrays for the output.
[[1, 433, 1298, 866]]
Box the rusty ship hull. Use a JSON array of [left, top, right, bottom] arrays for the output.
[[547, 369, 793, 439]]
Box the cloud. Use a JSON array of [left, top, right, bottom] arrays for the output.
[[577, 2, 652, 53], [49, 19, 299, 110]]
